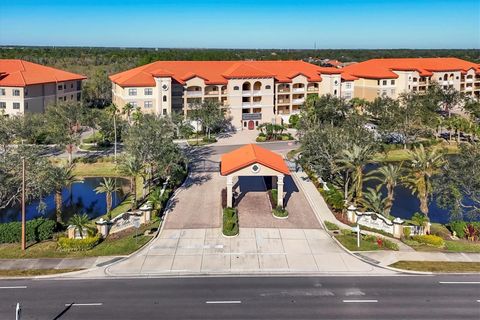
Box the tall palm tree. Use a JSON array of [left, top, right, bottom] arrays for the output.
[[359, 186, 388, 216], [52, 165, 83, 224], [68, 213, 90, 239], [122, 103, 134, 124], [336, 144, 374, 204], [402, 144, 445, 218], [119, 155, 143, 207], [366, 163, 403, 217], [106, 104, 120, 163], [148, 187, 170, 217], [95, 178, 120, 220]]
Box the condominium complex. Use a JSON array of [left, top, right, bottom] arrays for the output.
[[110, 61, 355, 129], [0, 59, 86, 116], [341, 58, 480, 101]]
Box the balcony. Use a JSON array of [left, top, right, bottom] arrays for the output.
[[307, 87, 318, 92], [278, 88, 290, 93], [293, 87, 305, 93], [253, 90, 262, 96], [186, 91, 202, 97], [292, 98, 305, 104], [242, 102, 251, 107], [242, 91, 252, 96], [277, 99, 290, 105], [204, 90, 219, 96]]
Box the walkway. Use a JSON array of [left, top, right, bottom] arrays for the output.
[[0, 256, 122, 272], [106, 228, 391, 276]]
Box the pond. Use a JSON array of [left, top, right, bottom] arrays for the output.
[[0, 177, 130, 223], [364, 163, 477, 224]]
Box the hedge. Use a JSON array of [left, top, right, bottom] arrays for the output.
[[412, 235, 445, 247], [57, 234, 102, 252], [0, 218, 56, 244], [448, 221, 467, 238], [222, 207, 239, 237]]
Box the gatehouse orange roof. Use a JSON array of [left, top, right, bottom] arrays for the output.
[[110, 60, 344, 87], [220, 144, 290, 176], [341, 58, 480, 80], [0, 59, 86, 87]]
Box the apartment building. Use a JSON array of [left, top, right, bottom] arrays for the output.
[[0, 59, 86, 116], [341, 58, 480, 101], [110, 60, 355, 129]]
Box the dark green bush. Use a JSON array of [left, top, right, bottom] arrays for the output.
[[448, 220, 467, 238], [320, 186, 344, 211], [272, 206, 288, 218], [256, 136, 267, 142], [0, 218, 56, 243], [57, 234, 102, 252], [202, 136, 217, 143], [222, 207, 239, 236]]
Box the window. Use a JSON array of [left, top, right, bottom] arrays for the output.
[[334, 89, 337, 95], [163, 95, 167, 102], [130, 101, 138, 107], [70, 94, 74, 100], [58, 85, 63, 90], [243, 122, 247, 127], [24, 88, 28, 96], [346, 82, 352, 89], [162, 109, 167, 115], [77, 93, 81, 101], [25, 102, 28, 110], [382, 80, 387, 86], [265, 85, 271, 89], [13, 102, 20, 109], [0, 102, 5, 109], [13, 89, 20, 96], [234, 86, 239, 90], [144, 101, 153, 108], [391, 80, 395, 85], [63, 84, 66, 90], [76, 81, 81, 90], [128, 88, 137, 96], [0, 89, 5, 95], [144, 88, 153, 95]]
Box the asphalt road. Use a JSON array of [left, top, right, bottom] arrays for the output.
[[0, 275, 479, 319]]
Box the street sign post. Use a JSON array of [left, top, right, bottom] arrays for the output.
[[352, 225, 360, 248], [133, 218, 141, 244]]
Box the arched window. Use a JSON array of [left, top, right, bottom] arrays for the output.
[[443, 74, 448, 81], [253, 81, 261, 91], [242, 82, 251, 91], [163, 95, 167, 102]]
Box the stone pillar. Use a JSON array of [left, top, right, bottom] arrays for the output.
[[392, 217, 405, 239], [227, 175, 233, 208], [277, 174, 284, 208], [95, 218, 111, 238], [347, 205, 357, 223], [271, 176, 277, 190]]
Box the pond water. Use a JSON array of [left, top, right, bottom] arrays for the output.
[[364, 164, 477, 224], [0, 177, 130, 223]]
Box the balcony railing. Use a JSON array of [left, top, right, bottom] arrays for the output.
[[278, 88, 290, 93], [307, 87, 318, 92], [186, 91, 202, 97], [242, 91, 252, 96], [253, 90, 262, 95], [242, 102, 251, 107], [293, 87, 305, 93], [204, 90, 219, 95], [292, 98, 305, 104], [277, 99, 290, 104]]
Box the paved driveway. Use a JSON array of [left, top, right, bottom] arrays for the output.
[[107, 227, 392, 276]]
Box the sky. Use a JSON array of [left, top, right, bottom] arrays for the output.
[[0, 0, 479, 49]]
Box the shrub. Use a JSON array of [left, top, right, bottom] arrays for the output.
[[403, 227, 411, 239], [222, 207, 239, 236], [202, 136, 217, 143], [324, 221, 340, 231], [57, 234, 102, 252], [448, 220, 467, 238], [382, 238, 400, 250], [256, 136, 267, 142], [258, 132, 266, 137], [412, 235, 445, 247], [272, 206, 288, 218], [320, 187, 344, 211], [0, 218, 56, 243], [288, 114, 300, 128], [268, 189, 278, 208]]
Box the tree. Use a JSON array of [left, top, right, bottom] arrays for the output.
[[366, 163, 403, 217], [82, 69, 112, 108], [94, 178, 119, 220], [148, 187, 170, 217], [68, 213, 91, 239], [300, 94, 351, 128], [435, 142, 480, 219], [50, 165, 83, 224], [359, 186, 388, 216], [411, 212, 429, 228], [190, 100, 228, 139], [402, 144, 445, 218], [118, 155, 143, 207], [105, 104, 121, 162], [257, 122, 286, 140], [335, 144, 374, 204], [122, 103, 135, 125], [45, 102, 89, 164]]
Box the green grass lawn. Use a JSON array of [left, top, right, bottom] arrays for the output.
[[403, 238, 480, 253], [335, 233, 399, 251], [374, 142, 460, 162], [0, 268, 83, 277], [72, 162, 120, 177], [0, 220, 160, 259], [79, 144, 111, 151], [390, 261, 480, 273]]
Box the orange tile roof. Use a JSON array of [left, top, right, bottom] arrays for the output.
[[110, 60, 340, 87], [341, 58, 480, 80], [0, 59, 86, 87], [220, 144, 290, 176]]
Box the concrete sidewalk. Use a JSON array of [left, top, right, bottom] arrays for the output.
[[0, 256, 123, 271]]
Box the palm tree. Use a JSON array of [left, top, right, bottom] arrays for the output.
[[402, 144, 445, 218], [122, 103, 134, 124], [366, 163, 403, 217], [52, 165, 83, 224], [119, 155, 143, 207], [336, 144, 374, 204], [68, 213, 90, 239], [148, 187, 170, 217], [106, 104, 120, 163], [359, 186, 388, 216], [95, 178, 120, 220]]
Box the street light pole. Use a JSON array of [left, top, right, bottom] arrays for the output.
[[21, 157, 26, 251]]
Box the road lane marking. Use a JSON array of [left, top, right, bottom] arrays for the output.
[[343, 300, 378, 303], [0, 286, 27, 289], [66, 303, 103, 306], [439, 282, 480, 284], [205, 301, 242, 304]]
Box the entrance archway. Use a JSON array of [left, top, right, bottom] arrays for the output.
[[248, 120, 254, 130]]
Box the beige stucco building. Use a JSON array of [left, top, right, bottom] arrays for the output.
[[0, 59, 86, 116], [110, 60, 355, 129], [341, 58, 480, 101]]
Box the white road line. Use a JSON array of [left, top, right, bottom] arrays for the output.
[[65, 303, 103, 306], [343, 300, 378, 303], [205, 301, 242, 304], [0, 286, 27, 289], [477, 300, 480, 303], [439, 282, 480, 284]]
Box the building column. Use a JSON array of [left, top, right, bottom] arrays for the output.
[[227, 175, 233, 208], [277, 174, 284, 208]]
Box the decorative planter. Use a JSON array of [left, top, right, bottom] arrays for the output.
[[272, 212, 289, 220], [222, 230, 239, 238]]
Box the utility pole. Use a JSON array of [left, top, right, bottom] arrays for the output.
[[21, 157, 26, 251]]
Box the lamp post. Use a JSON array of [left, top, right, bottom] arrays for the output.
[[21, 157, 26, 251]]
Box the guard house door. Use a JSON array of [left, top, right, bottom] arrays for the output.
[[248, 120, 254, 130]]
